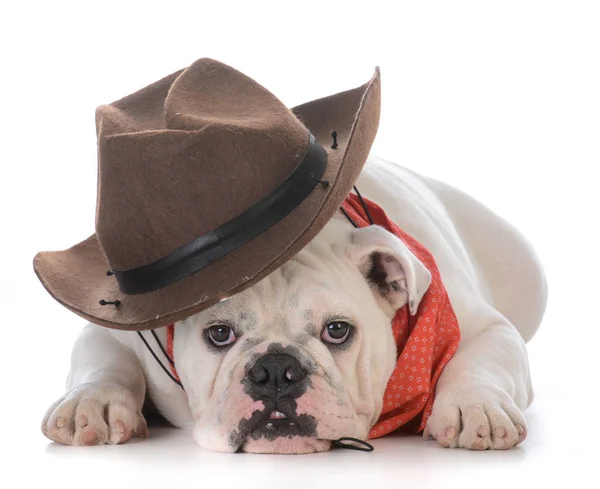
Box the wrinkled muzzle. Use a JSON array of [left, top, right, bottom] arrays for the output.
[[193, 342, 364, 454]]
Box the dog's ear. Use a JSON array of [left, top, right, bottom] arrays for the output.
[[347, 225, 431, 315]]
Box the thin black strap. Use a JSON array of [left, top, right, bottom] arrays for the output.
[[332, 437, 374, 452], [136, 331, 184, 389], [150, 329, 175, 367], [353, 186, 374, 225], [339, 207, 358, 228]]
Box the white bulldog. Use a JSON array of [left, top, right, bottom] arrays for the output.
[[41, 155, 547, 453]]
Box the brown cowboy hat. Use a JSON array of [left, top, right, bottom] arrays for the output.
[[33, 57, 381, 331]]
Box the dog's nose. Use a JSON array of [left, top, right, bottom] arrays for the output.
[[249, 354, 306, 393]]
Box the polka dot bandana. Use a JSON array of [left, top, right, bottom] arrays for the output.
[[341, 193, 461, 438]]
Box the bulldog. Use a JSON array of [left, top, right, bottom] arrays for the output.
[[41, 155, 547, 453]]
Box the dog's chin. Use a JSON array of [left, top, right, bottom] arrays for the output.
[[193, 419, 333, 454], [194, 406, 339, 454], [237, 414, 332, 454], [242, 436, 331, 454]]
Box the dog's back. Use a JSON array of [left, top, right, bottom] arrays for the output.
[[355, 156, 547, 343]]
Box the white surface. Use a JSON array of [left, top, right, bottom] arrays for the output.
[[1, 1, 599, 488]]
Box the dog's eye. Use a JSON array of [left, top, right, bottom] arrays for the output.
[[321, 321, 352, 344], [207, 325, 236, 347]]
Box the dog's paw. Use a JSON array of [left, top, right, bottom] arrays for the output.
[[423, 384, 527, 450], [41, 382, 148, 446]]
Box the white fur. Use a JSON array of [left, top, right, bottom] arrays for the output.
[[41, 155, 547, 452]]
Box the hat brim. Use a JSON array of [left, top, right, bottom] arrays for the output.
[[33, 68, 381, 331]]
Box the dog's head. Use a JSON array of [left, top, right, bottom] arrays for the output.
[[173, 216, 431, 453]]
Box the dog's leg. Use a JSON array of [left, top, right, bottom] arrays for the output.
[[41, 323, 148, 445], [424, 308, 533, 450]]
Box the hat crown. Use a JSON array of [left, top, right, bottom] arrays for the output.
[[94, 58, 310, 271]]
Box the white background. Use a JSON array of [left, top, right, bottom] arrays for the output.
[[1, 1, 599, 488]]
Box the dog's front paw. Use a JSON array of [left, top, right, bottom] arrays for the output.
[[41, 382, 148, 446], [423, 384, 527, 450]]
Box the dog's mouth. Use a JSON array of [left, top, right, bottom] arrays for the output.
[[228, 400, 319, 451], [268, 410, 288, 420], [252, 406, 315, 436], [253, 408, 311, 435]]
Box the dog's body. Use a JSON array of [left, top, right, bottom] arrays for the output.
[[42, 155, 547, 453]]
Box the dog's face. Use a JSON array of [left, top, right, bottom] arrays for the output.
[[173, 216, 431, 453]]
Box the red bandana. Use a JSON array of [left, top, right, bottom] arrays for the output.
[[166, 193, 460, 438], [341, 193, 460, 438]]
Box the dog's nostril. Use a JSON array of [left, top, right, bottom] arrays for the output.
[[284, 363, 305, 382], [250, 364, 268, 383]]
